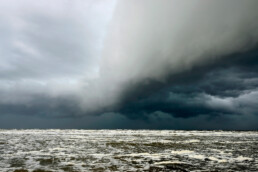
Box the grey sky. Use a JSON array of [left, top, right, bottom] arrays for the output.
[[0, 0, 258, 129]]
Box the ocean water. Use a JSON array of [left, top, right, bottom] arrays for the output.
[[0, 130, 257, 172]]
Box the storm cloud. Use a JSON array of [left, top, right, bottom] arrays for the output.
[[0, 0, 258, 129]]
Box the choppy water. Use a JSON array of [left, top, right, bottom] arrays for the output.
[[0, 130, 257, 172]]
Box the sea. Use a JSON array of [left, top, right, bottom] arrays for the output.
[[0, 130, 257, 171]]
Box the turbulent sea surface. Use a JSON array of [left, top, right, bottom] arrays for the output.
[[0, 130, 257, 172]]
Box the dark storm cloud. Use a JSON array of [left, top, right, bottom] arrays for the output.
[[116, 48, 258, 119], [96, 0, 258, 122], [0, 0, 258, 129]]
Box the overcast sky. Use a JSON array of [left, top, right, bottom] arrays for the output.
[[0, 0, 258, 130]]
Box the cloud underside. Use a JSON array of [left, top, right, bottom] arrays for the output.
[[1, 49, 258, 122], [117, 49, 258, 119]]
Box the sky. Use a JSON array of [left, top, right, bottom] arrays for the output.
[[0, 0, 258, 130]]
